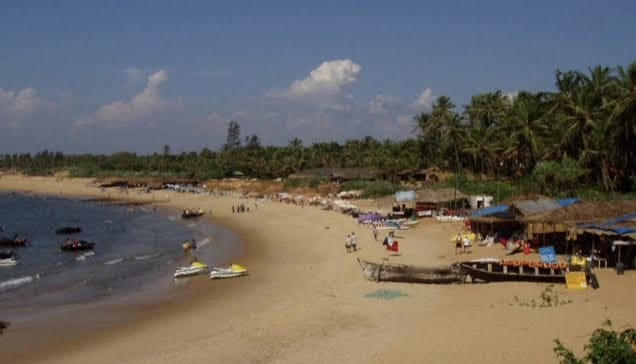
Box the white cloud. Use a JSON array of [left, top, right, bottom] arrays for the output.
[[413, 88, 434, 111], [76, 69, 170, 126], [124, 67, 145, 85], [271, 59, 362, 98], [369, 94, 402, 114], [0, 87, 55, 126]]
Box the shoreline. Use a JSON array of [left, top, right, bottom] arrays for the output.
[[1, 173, 636, 364]]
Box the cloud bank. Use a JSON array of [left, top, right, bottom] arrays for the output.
[[76, 69, 170, 127], [0, 87, 55, 127]]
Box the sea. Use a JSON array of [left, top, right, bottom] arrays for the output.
[[0, 192, 242, 318]]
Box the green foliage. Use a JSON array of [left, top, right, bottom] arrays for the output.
[[532, 158, 588, 195], [339, 180, 398, 198], [512, 285, 573, 308], [554, 320, 636, 364], [443, 173, 522, 202]]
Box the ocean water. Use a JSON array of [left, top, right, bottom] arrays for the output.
[[0, 192, 242, 311]]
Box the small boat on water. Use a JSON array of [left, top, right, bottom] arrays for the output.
[[0, 250, 14, 259], [0, 235, 28, 247], [357, 258, 466, 284], [457, 258, 577, 284], [174, 261, 208, 278], [60, 238, 95, 251], [0, 258, 18, 267], [209, 264, 248, 279], [180, 209, 205, 219], [55, 226, 82, 234]]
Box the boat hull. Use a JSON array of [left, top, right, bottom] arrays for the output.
[[174, 267, 208, 278], [458, 261, 572, 283], [209, 267, 248, 279], [357, 258, 466, 284]]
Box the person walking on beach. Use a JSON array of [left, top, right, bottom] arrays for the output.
[[350, 232, 357, 252], [345, 234, 352, 252], [372, 225, 379, 242], [455, 233, 462, 254]]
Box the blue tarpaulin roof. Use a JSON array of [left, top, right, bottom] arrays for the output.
[[471, 204, 509, 217], [578, 211, 636, 235]]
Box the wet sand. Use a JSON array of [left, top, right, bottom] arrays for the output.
[[1, 173, 635, 363]]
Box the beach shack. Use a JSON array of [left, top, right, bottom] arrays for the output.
[[521, 200, 636, 268], [414, 188, 467, 217]]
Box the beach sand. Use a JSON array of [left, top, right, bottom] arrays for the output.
[[1, 173, 635, 363]]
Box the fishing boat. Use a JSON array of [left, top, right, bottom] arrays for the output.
[[180, 209, 205, 219], [209, 264, 248, 279], [174, 261, 208, 278], [0, 235, 28, 247], [60, 238, 95, 251], [357, 258, 466, 284], [457, 258, 574, 283], [55, 226, 82, 234], [0, 258, 18, 267]]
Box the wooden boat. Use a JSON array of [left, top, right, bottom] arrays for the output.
[[0, 236, 28, 247], [458, 258, 575, 283], [60, 239, 95, 251], [55, 226, 82, 234], [180, 209, 205, 219], [357, 258, 466, 284]]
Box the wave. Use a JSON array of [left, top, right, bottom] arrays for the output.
[[76, 251, 96, 261], [187, 223, 198, 228], [104, 258, 124, 265], [0, 274, 39, 292], [196, 237, 211, 248], [135, 253, 161, 260]]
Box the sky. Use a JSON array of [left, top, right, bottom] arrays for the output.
[[1, 0, 634, 154]]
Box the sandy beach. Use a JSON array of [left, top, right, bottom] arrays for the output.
[[1, 173, 635, 364]]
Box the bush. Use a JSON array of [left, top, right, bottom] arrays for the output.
[[554, 320, 636, 364], [532, 158, 588, 195]]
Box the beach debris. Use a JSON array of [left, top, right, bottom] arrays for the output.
[[364, 289, 408, 300]]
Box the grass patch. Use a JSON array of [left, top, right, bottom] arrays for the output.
[[365, 289, 408, 300]]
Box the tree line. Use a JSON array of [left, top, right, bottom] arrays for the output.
[[1, 61, 634, 193]]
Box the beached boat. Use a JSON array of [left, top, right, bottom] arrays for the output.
[[60, 239, 95, 251], [0, 236, 28, 247], [209, 264, 248, 279], [357, 258, 466, 284], [0, 258, 18, 267], [0, 250, 14, 259], [458, 258, 574, 283], [55, 226, 82, 234], [174, 261, 208, 278], [180, 209, 205, 219]]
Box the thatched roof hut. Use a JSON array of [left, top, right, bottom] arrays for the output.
[[415, 188, 467, 203], [522, 200, 636, 224]]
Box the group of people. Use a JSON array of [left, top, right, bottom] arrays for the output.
[[455, 233, 472, 254], [232, 202, 254, 213]]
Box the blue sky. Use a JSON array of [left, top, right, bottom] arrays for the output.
[[1, 0, 634, 154]]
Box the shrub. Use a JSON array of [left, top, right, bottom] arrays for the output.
[[554, 320, 636, 364]]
